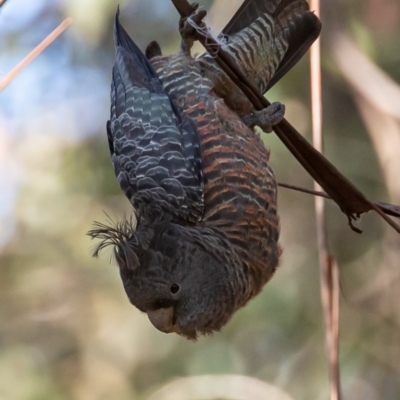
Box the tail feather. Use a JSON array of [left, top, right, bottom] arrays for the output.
[[223, 0, 309, 36], [219, 0, 321, 92], [267, 10, 321, 90]]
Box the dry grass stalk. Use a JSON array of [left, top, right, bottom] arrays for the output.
[[309, 0, 341, 399], [0, 18, 73, 92]]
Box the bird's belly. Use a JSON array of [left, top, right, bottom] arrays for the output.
[[152, 53, 280, 286]]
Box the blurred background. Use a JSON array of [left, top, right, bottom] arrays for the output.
[[0, 0, 399, 399]]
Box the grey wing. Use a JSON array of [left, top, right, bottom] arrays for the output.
[[197, 0, 320, 114], [109, 12, 203, 224]]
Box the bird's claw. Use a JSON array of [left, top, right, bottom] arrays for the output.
[[242, 102, 285, 133], [179, 6, 207, 54]]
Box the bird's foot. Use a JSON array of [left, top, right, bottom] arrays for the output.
[[242, 102, 285, 133], [179, 4, 207, 55]]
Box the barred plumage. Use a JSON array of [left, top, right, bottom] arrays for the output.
[[89, 0, 321, 339], [198, 0, 321, 115], [151, 50, 280, 290], [108, 19, 204, 224]]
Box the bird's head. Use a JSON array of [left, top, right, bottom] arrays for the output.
[[88, 218, 240, 340]]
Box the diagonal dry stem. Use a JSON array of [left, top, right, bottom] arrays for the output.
[[0, 18, 73, 92]]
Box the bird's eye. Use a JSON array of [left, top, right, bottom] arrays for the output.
[[170, 283, 180, 294]]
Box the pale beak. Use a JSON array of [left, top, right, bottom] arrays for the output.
[[147, 307, 180, 333]]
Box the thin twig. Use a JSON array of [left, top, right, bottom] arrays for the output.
[[278, 182, 400, 218], [278, 182, 330, 199], [310, 1, 341, 398], [0, 18, 73, 92]]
